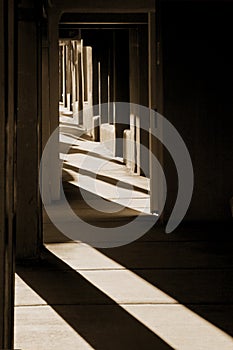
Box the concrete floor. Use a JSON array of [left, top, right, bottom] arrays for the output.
[[15, 128, 233, 349]]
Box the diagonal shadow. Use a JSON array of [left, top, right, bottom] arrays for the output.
[[60, 141, 124, 166], [44, 153, 233, 341], [16, 248, 173, 350], [57, 172, 233, 338], [98, 222, 233, 337], [63, 162, 149, 195]]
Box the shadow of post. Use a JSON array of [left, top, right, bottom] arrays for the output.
[[16, 248, 172, 350]]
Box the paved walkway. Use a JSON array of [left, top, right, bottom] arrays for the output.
[[15, 125, 233, 349], [60, 132, 150, 214]]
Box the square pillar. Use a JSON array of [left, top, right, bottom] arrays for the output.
[[0, 0, 16, 348]]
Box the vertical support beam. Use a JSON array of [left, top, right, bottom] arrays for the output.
[[113, 30, 130, 157], [71, 42, 76, 109], [129, 28, 140, 105], [48, 10, 60, 200], [156, 0, 164, 116], [70, 40, 79, 118], [62, 44, 66, 106], [136, 115, 141, 175], [83, 45, 93, 131], [59, 45, 63, 102], [80, 39, 85, 113], [148, 11, 160, 214], [42, 36, 50, 150], [148, 12, 157, 111], [84, 46, 93, 108], [17, 8, 42, 259], [75, 41, 79, 114], [98, 61, 102, 118], [112, 32, 116, 126], [66, 41, 71, 111], [129, 28, 140, 173], [155, 0, 164, 217], [42, 33, 51, 205], [107, 73, 110, 123], [76, 39, 84, 124], [129, 114, 136, 173], [0, 0, 15, 347], [148, 12, 164, 214]]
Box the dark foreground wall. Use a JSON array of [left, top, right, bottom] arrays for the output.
[[161, 0, 233, 221]]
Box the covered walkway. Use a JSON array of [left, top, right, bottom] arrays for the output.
[[0, 1, 232, 349]]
